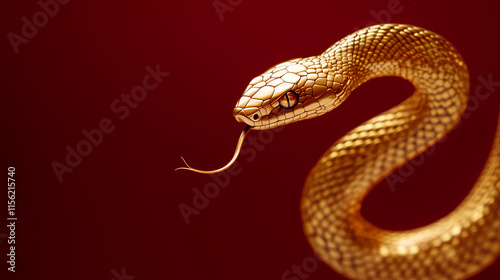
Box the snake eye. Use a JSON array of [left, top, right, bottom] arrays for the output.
[[279, 91, 299, 109], [253, 113, 260, 121]]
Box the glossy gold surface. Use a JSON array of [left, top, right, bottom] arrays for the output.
[[234, 24, 500, 279]]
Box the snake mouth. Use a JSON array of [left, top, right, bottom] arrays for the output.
[[233, 107, 258, 127], [234, 113, 251, 125]]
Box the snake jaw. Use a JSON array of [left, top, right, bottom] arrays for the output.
[[233, 107, 257, 127]]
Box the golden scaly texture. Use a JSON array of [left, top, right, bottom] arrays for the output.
[[233, 24, 500, 279]]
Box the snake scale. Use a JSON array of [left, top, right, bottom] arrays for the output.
[[178, 24, 500, 279]]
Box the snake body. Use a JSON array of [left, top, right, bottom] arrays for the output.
[[230, 24, 500, 279]]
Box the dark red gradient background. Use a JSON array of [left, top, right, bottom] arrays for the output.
[[2, 0, 500, 279]]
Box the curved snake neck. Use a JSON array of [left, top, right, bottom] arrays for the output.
[[299, 24, 500, 279]]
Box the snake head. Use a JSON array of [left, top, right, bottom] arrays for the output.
[[233, 57, 346, 130]]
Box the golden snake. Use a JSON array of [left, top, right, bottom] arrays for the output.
[[178, 24, 500, 279]]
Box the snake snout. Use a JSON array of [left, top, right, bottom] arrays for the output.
[[233, 107, 259, 126], [234, 111, 247, 124]]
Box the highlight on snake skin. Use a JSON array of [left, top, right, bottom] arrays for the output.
[[177, 24, 500, 280]]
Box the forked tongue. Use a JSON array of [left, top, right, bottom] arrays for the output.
[[175, 125, 252, 174]]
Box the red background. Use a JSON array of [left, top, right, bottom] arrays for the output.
[[2, 0, 500, 279]]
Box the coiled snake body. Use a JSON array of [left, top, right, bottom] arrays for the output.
[[179, 24, 500, 279]]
